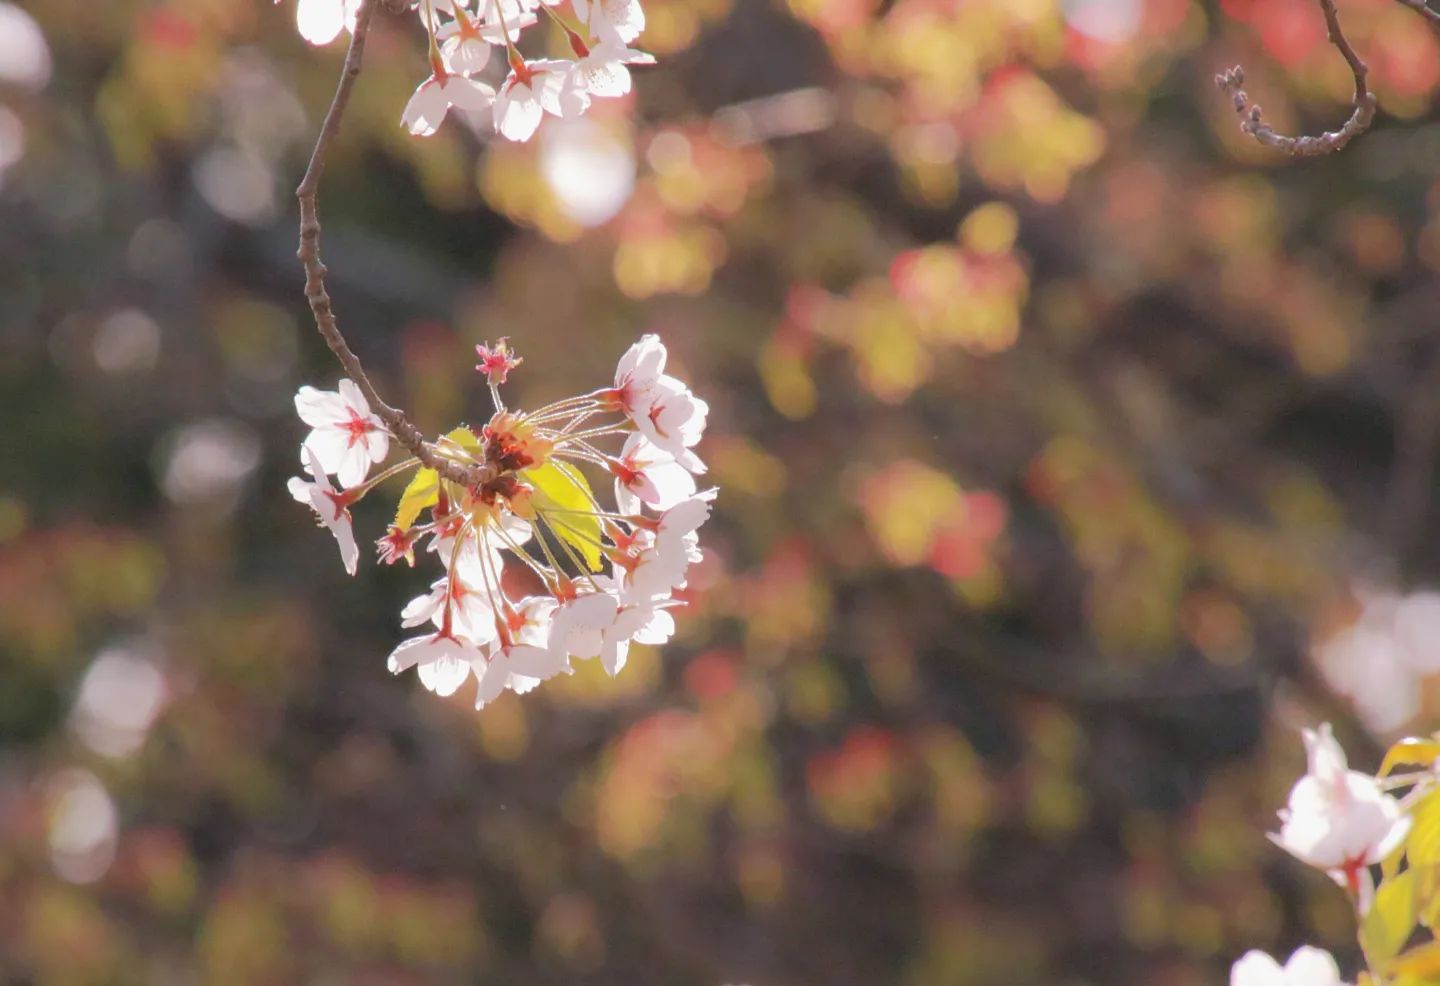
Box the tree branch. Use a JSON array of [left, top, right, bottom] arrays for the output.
[[1215, 0, 1376, 157], [1394, 0, 1440, 31], [295, 0, 496, 490]]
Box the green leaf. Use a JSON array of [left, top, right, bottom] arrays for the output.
[[1381, 738, 1440, 778], [1364, 870, 1417, 970], [525, 460, 603, 572], [393, 427, 481, 530], [394, 467, 439, 530], [1413, 792, 1440, 868]]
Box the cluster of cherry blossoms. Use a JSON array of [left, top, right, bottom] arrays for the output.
[[288, 335, 714, 709], [281, 0, 653, 142], [1230, 724, 1416, 986]]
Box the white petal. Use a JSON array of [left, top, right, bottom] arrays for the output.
[[495, 85, 543, 141], [336, 378, 371, 417], [474, 657, 509, 708], [335, 442, 374, 489], [442, 75, 496, 110], [401, 588, 444, 628], [1281, 946, 1342, 985], [1229, 950, 1285, 986], [386, 637, 431, 674], [295, 385, 349, 427], [418, 653, 472, 696], [300, 427, 352, 477], [504, 644, 569, 679], [633, 608, 674, 645], [402, 79, 451, 137], [330, 514, 358, 576]]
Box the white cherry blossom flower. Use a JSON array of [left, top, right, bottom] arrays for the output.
[[1230, 946, 1347, 986], [494, 59, 575, 142], [402, 69, 496, 137], [560, 37, 655, 113], [386, 629, 480, 698], [610, 333, 668, 415], [1316, 586, 1440, 733], [438, 24, 491, 75], [1270, 723, 1411, 900], [635, 374, 708, 474], [474, 597, 569, 708], [291, 334, 709, 712], [294, 379, 389, 488], [611, 433, 696, 514], [575, 0, 645, 44], [400, 573, 502, 647], [287, 445, 360, 576], [656, 488, 718, 539]]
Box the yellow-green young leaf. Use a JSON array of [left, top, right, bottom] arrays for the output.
[[1386, 940, 1440, 980], [1364, 870, 1418, 969], [1381, 739, 1440, 778], [1418, 865, 1440, 929], [437, 426, 482, 455], [394, 467, 439, 530], [1413, 792, 1440, 868], [1387, 838, 1410, 882], [393, 427, 481, 530], [526, 461, 603, 572]]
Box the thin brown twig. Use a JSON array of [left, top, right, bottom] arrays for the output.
[[295, 0, 496, 490], [1394, 0, 1440, 30], [1215, 0, 1376, 157]]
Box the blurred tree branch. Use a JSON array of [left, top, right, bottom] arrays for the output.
[[1215, 0, 1375, 157], [1395, 0, 1440, 30], [295, 0, 498, 490]]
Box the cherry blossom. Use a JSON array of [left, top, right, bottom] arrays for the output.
[[292, 335, 713, 711], [294, 378, 389, 488], [494, 58, 574, 143], [575, 0, 645, 44], [1230, 946, 1347, 986], [475, 337, 523, 384], [1315, 587, 1440, 733], [402, 68, 496, 137], [609, 333, 668, 415], [474, 596, 568, 709], [386, 630, 478, 698], [561, 37, 655, 113], [284, 0, 654, 142], [435, 7, 494, 75], [1270, 723, 1411, 902], [287, 445, 360, 576], [610, 433, 696, 513]]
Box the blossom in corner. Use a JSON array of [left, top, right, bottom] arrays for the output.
[[1270, 723, 1411, 902], [1230, 946, 1348, 986], [294, 378, 390, 488], [288, 445, 360, 576]]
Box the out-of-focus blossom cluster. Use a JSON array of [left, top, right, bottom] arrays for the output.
[[1313, 587, 1440, 734], [280, 0, 655, 143], [289, 335, 715, 709]]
